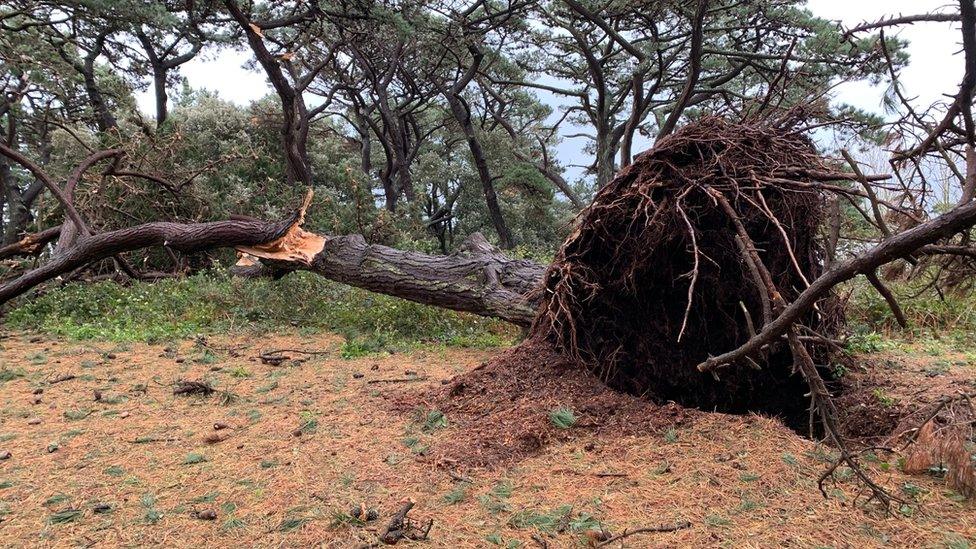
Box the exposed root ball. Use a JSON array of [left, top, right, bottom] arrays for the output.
[[533, 117, 841, 421]]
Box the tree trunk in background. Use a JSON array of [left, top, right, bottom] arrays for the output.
[[595, 132, 617, 187], [224, 0, 314, 187], [152, 67, 169, 127], [445, 94, 515, 249], [2, 161, 30, 245]]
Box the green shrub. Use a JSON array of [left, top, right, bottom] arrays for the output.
[[845, 276, 976, 344]]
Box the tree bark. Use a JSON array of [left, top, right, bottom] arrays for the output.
[[0, 217, 300, 305], [0, 225, 61, 260], [295, 232, 540, 324], [1, 160, 30, 245]]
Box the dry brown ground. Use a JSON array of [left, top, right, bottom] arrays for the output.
[[0, 330, 973, 548]]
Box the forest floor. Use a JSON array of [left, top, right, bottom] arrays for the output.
[[0, 330, 973, 548]]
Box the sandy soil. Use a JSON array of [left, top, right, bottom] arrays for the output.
[[0, 330, 973, 548]]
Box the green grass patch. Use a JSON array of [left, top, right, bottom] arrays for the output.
[[183, 453, 208, 465], [420, 409, 448, 432], [0, 369, 24, 383], [443, 482, 470, 505], [6, 272, 517, 348], [104, 466, 125, 477], [278, 516, 309, 532], [548, 407, 576, 429], [48, 508, 82, 525], [508, 505, 601, 533]]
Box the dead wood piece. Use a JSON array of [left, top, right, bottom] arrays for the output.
[[596, 520, 691, 546], [259, 348, 330, 365], [367, 376, 430, 384], [0, 225, 62, 259], [173, 380, 215, 397], [259, 353, 291, 366], [378, 500, 432, 545], [48, 374, 77, 384]]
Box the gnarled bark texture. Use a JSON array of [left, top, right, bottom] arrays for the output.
[[245, 232, 544, 326]]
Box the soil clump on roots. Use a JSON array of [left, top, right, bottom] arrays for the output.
[[532, 116, 841, 424], [417, 117, 845, 468]]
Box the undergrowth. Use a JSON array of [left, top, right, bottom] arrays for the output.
[[3, 271, 518, 349], [844, 276, 976, 354]]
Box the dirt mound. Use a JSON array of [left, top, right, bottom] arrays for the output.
[[415, 340, 693, 469], [532, 116, 841, 423]]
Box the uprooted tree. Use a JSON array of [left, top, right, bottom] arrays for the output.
[[2, 0, 976, 506]]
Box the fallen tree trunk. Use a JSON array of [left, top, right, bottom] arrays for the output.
[[0, 194, 545, 325], [232, 231, 544, 325], [0, 218, 298, 305], [291, 233, 543, 326]]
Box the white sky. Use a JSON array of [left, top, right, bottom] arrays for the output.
[[135, 1, 965, 179]]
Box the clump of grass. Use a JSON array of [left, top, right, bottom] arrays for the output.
[[48, 508, 82, 525], [296, 410, 318, 435], [329, 510, 366, 527], [443, 482, 470, 505], [183, 453, 208, 465], [873, 388, 896, 407], [548, 407, 576, 429], [491, 480, 513, 499], [478, 480, 514, 515], [705, 514, 732, 527], [508, 505, 601, 534], [44, 494, 71, 506], [192, 492, 219, 504], [0, 369, 24, 383], [255, 381, 278, 394], [420, 410, 448, 432], [141, 493, 162, 524], [63, 409, 92, 421], [663, 427, 679, 443], [402, 436, 428, 455], [279, 516, 309, 532]]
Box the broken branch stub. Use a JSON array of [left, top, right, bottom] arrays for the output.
[[235, 190, 326, 265]]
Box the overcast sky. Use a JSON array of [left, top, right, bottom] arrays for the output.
[[135, 1, 964, 179]]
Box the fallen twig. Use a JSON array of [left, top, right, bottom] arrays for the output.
[[48, 374, 77, 384], [367, 377, 429, 384], [377, 499, 432, 545], [597, 520, 691, 546]]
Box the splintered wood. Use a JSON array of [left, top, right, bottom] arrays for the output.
[[235, 189, 327, 265]]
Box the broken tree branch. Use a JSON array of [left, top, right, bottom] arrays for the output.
[[698, 196, 976, 373]]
